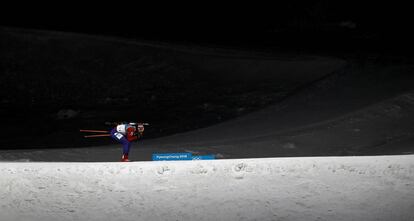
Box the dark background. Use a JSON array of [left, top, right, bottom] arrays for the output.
[[2, 2, 413, 53], [1, 2, 413, 150]]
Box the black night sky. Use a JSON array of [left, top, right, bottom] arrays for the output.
[[2, 2, 413, 53]]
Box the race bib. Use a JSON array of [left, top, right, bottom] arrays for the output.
[[114, 132, 123, 140]]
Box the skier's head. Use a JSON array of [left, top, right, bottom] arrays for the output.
[[137, 124, 145, 134], [129, 122, 144, 134]]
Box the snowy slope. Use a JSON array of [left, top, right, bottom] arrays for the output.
[[1, 155, 413, 221], [3, 66, 414, 162], [3, 28, 414, 162]]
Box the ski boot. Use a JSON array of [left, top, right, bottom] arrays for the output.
[[121, 154, 130, 162]]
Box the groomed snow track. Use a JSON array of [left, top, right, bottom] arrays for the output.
[[1, 155, 413, 221]]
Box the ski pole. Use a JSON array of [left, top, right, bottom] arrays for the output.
[[84, 134, 111, 138], [80, 129, 109, 133]]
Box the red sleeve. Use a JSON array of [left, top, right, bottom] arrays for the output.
[[126, 127, 138, 142]]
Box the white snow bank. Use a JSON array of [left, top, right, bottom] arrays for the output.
[[1, 155, 413, 221]]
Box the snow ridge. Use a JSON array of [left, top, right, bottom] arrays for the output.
[[1, 155, 413, 221]]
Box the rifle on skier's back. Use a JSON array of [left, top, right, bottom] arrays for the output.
[[104, 122, 149, 126]]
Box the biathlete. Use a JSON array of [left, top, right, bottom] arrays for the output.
[[110, 122, 145, 162]]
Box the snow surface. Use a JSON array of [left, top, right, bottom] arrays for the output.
[[1, 155, 413, 221]]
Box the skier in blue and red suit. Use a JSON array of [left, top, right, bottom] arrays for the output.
[[110, 122, 145, 162]]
